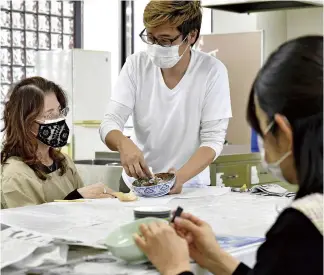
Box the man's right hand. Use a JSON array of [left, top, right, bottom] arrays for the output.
[[118, 137, 152, 179]]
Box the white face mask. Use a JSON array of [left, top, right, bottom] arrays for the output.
[[146, 37, 190, 69], [257, 122, 291, 182]]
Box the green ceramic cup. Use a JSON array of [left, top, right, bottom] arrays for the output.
[[105, 217, 168, 263]]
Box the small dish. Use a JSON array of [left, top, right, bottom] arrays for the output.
[[133, 206, 171, 220], [132, 173, 176, 197], [105, 217, 167, 263]]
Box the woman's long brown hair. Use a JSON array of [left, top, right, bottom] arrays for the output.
[[1, 77, 68, 180]]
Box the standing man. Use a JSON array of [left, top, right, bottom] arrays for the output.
[[100, 0, 232, 194]]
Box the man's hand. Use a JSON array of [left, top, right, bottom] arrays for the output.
[[118, 137, 152, 179], [168, 168, 183, 195], [169, 147, 216, 194]]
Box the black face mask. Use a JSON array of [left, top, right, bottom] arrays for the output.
[[37, 119, 70, 148]]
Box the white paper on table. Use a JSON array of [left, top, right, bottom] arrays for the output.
[[0, 206, 111, 249], [86, 187, 230, 206], [172, 187, 231, 199], [0, 227, 56, 269], [0, 187, 229, 251], [13, 244, 68, 269], [0, 191, 290, 275], [21, 254, 159, 275], [87, 196, 174, 207]]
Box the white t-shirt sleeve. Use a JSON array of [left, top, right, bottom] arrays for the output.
[[200, 118, 229, 160], [201, 61, 232, 122], [99, 100, 132, 143], [99, 57, 136, 143], [111, 56, 136, 109]]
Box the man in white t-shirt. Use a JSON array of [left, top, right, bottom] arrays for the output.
[[100, 0, 232, 194]]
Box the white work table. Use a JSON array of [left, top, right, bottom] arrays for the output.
[[1, 188, 291, 274]]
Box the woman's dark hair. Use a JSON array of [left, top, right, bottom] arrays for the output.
[[247, 35, 323, 199], [1, 76, 68, 180]]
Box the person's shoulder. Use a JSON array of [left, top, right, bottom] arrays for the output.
[[126, 51, 152, 69], [193, 49, 227, 74], [267, 207, 322, 239], [256, 206, 323, 274], [1, 157, 34, 178], [1, 157, 37, 192]]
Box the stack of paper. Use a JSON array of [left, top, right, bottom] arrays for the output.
[[6, 236, 263, 275], [251, 184, 295, 198], [1, 227, 68, 270]]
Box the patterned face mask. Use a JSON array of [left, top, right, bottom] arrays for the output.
[[36, 118, 69, 148]]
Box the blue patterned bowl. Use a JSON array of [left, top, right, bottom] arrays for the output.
[[132, 173, 176, 197]]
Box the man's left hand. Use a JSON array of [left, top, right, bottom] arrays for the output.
[[168, 168, 183, 195]]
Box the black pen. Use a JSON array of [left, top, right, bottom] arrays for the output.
[[170, 206, 183, 223]]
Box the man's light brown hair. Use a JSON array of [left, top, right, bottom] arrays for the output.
[[143, 0, 202, 46]]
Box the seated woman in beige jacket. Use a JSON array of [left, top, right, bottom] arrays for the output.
[[1, 77, 115, 209]]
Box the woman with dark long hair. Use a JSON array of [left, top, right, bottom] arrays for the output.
[[1, 77, 115, 208], [133, 36, 323, 275]]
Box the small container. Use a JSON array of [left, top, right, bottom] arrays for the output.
[[133, 206, 171, 220]]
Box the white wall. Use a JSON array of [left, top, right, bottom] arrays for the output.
[[211, 7, 322, 145], [212, 7, 323, 60], [256, 11, 287, 60], [134, 0, 147, 53], [286, 7, 323, 39], [83, 0, 120, 88], [212, 10, 257, 33], [212, 10, 287, 60]]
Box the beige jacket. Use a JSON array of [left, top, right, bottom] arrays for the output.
[[1, 155, 84, 209]]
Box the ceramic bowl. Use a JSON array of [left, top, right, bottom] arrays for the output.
[[132, 173, 176, 197], [105, 217, 167, 263]]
